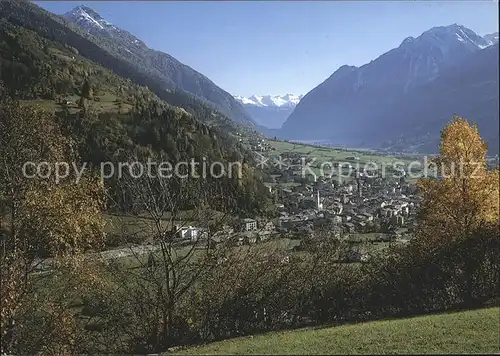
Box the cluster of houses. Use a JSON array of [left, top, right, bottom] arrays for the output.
[[214, 166, 419, 245], [235, 133, 275, 152], [168, 164, 419, 255], [164, 140, 423, 264], [274, 171, 419, 237], [248, 138, 273, 152]]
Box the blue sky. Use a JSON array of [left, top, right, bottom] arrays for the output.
[[36, 1, 498, 97]]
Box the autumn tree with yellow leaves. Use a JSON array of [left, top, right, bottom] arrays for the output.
[[415, 116, 499, 306], [0, 84, 106, 354], [417, 116, 499, 244]]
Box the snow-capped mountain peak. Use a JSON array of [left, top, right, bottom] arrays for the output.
[[234, 94, 304, 129], [384, 23, 494, 87], [399, 24, 489, 51], [419, 24, 489, 49], [64, 5, 110, 31], [484, 32, 499, 46], [234, 94, 304, 108], [63, 5, 147, 49]]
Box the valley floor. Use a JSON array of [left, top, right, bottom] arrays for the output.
[[171, 307, 500, 355]]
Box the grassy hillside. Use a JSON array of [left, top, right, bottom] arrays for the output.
[[175, 307, 500, 355]]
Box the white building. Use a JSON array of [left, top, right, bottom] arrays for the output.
[[242, 218, 257, 231], [177, 226, 207, 242], [316, 191, 323, 210]]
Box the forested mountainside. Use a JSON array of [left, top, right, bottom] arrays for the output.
[[281, 24, 499, 153], [0, 7, 270, 215], [0, 0, 256, 128]]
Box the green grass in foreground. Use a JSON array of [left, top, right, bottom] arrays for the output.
[[174, 307, 500, 355]]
